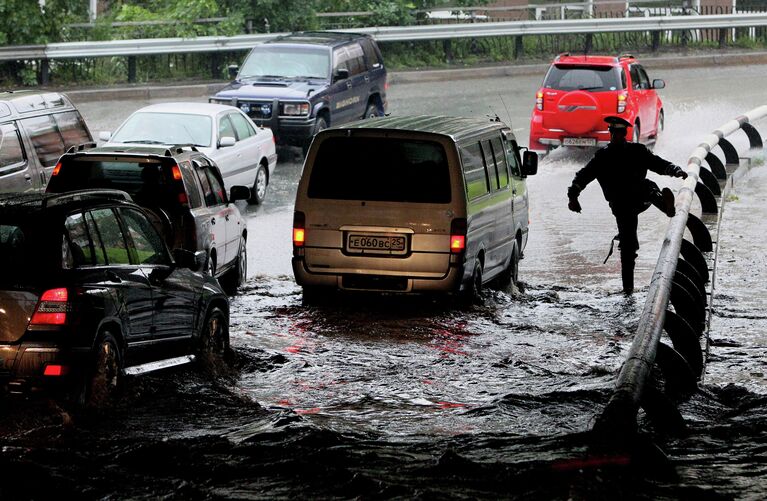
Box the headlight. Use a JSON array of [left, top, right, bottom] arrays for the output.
[[282, 102, 310, 116]]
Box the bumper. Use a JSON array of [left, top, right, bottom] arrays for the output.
[[0, 343, 86, 394], [292, 257, 464, 293], [529, 115, 610, 151]]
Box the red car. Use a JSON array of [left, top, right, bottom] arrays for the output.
[[529, 53, 665, 153]]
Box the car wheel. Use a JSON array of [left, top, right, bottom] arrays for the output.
[[198, 306, 230, 364], [461, 259, 483, 305], [84, 332, 122, 409], [657, 109, 665, 133], [632, 123, 641, 143], [221, 237, 247, 295], [302, 116, 328, 157], [364, 103, 380, 119], [248, 164, 268, 205], [496, 243, 519, 289]]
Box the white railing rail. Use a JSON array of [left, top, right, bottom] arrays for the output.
[[1, 13, 766, 61]]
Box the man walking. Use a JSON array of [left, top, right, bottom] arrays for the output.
[[566, 116, 688, 294]]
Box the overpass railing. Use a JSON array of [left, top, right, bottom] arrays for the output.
[[1, 13, 767, 83], [592, 105, 767, 440]]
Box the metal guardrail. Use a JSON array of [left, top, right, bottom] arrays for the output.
[[1, 13, 767, 62], [592, 105, 767, 441]]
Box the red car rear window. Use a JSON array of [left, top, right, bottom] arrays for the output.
[[543, 65, 624, 92]]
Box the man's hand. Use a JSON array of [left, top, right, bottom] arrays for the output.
[[568, 197, 582, 213], [673, 166, 688, 179]]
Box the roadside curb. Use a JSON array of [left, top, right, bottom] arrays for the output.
[[62, 50, 767, 101]]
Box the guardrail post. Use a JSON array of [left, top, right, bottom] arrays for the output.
[[514, 36, 524, 59], [443, 39, 453, 63], [127, 56, 137, 83], [585, 33, 593, 53], [211, 52, 221, 79], [652, 31, 661, 52], [39, 59, 50, 86], [718, 27, 727, 48]]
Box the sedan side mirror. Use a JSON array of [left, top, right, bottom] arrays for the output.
[[522, 150, 538, 176], [333, 68, 349, 83], [229, 185, 251, 201], [228, 64, 239, 80], [219, 136, 236, 148], [98, 131, 112, 141], [652, 79, 666, 90]]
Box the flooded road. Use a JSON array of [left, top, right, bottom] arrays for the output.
[[2, 63, 766, 499]]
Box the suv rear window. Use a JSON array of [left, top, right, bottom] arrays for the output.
[[0, 218, 53, 285], [308, 137, 451, 204], [543, 65, 624, 92], [49, 159, 175, 202]]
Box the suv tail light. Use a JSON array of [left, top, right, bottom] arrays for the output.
[[617, 92, 627, 113], [536, 91, 544, 111], [293, 211, 306, 249], [30, 288, 69, 326], [450, 218, 467, 254], [52, 161, 62, 177]]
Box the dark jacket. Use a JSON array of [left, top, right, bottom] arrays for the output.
[[568, 141, 683, 210]]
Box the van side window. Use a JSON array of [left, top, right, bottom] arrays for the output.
[[90, 208, 131, 265], [53, 111, 91, 150], [20, 115, 65, 167], [480, 140, 500, 190], [504, 141, 522, 177], [0, 124, 26, 175], [460, 142, 489, 200], [489, 137, 509, 189]]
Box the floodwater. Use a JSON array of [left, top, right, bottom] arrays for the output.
[[2, 65, 767, 499]]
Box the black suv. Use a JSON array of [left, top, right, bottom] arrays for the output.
[[0, 190, 229, 405], [210, 31, 387, 151], [46, 145, 250, 294]]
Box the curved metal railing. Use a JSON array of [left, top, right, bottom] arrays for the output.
[[593, 105, 767, 440]]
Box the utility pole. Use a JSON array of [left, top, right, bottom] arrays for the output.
[[90, 0, 98, 21]]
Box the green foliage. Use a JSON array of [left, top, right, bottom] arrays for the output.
[[0, 0, 86, 45]]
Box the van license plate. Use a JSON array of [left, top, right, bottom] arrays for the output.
[[563, 137, 596, 146], [348, 234, 407, 254]]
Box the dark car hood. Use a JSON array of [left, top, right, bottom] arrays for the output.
[[215, 80, 328, 100]]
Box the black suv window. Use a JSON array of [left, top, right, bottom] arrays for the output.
[[0, 124, 26, 174], [309, 136, 450, 203], [64, 211, 97, 267], [333, 45, 365, 76], [90, 208, 130, 265], [120, 208, 169, 265], [360, 38, 381, 69], [543, 65, 623, 92], [197, 165, 226, 206]]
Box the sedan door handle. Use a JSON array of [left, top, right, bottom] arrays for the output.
[[24, 174, 32, 181]]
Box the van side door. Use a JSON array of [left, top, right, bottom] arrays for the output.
[[458, 142, 493, 274], [487, 135, 515, 262], [0, 122, 38, 193]]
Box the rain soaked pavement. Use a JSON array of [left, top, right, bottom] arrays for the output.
[[1, 63, 766, 499]]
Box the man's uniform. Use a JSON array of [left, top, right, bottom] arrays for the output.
[[567, 117, 687, 293]]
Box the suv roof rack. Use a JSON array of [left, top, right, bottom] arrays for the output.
[[277, 31, 367, 43], [43, 189, 133, 209], [163, 144, 199, 156], [619, 53, 635, 60]]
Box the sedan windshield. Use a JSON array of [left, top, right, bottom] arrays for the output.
[[111, 112, 212, 147], [239, 46, 330, 80]]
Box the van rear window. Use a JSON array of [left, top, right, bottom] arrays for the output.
[[307, 137, 451, 203]]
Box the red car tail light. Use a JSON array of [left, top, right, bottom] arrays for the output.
[[43, 364, 69, 376], [536, 91, 544, 111], [30, 288, 69, 326], [617, 92, 627, 113], [450, 218, 467, 254]]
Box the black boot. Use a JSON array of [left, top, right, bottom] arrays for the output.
[[650, 187, 676, 217]]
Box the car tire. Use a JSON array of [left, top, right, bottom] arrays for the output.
[[302, 116, 328, 157], [198, 306, 230, 365], [460, 259, 483, 305], [364, 103, 380, 119], [248, 164, 268, 205], [657, 109, 664, 134], [496, 243, 519, 289], [633, 122, 641, 143], [221, 237, 247, 295], [80, 332, 122, 409]]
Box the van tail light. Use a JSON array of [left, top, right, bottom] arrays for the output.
[[536, 91, 544, 111], [617, 92, 627, 113], [450, 218, 467, 254], [52, 161, 62, 176], [293, 211, 306, 248], [30, 288, 69, 326]]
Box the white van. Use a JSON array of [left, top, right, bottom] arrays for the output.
[[292, 115, 538, 300]]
